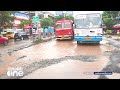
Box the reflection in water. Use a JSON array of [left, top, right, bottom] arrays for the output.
[[74, 44, 102, 56]]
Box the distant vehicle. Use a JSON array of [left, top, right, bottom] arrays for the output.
[[6, 32, 14, 39], [0, 35, 9, 45], [74, 13, 103, 44], [24, 26, 32, 36], [54, 20, 74, 40], [1, 29, 14, 38], [14, 32, 29, 41]]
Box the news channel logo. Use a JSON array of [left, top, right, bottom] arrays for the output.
[[83, 71, 113, 75], [7, 67, 24, 77]]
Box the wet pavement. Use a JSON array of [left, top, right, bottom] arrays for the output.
[[22, 55, 109, 79], [0, 36, 120, 79]]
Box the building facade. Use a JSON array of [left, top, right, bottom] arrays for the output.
[[13, 12, 29, 29], [12, 11, 55, 29], [20, 11, 54, 20]]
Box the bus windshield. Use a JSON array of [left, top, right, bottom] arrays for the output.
[[75, 14, 102, 29], [64, 22, 71, 29], [55, 23, 62, 30]]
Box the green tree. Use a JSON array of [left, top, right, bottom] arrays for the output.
[[54, 15, 74, 22], [64, 15, 74, 22], [102, 11, 119, 18], [19, 19, 32, 28], [19, 20, 26, 28], [54, 15, 64, 21], [40, 17, 54, 28], [0, 11, 15, 29], [102, 11, 119, 29], [106, 29, 112, 35]]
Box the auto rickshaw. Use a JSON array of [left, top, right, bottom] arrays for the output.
[[6, 31, 14, 39]]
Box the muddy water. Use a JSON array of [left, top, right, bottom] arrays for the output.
[[22, 57, 109, 79], [12, 40, 112, 59], [0, 55, 16, 75], [0, 39, 113, 77]]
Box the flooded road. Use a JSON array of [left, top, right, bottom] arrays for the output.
[[0, 36, 119, 79]]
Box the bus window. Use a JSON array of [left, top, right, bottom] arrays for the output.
[[64, 22, 71, 28], [56, 23, 62, 29]]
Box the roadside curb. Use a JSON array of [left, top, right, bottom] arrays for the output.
[[6, 37, 55, 55], [32, 36, 55, 44]]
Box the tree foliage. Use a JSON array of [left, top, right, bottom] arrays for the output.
[[0, 11, 16, 29], [102, 11, 119, 18], [102, 11, 119, 29], [64, 15, 74, 22], [40, 17, 54, 28], [54, 15, 64, 21], [19, 19, 32, 28], [54, 15, 74, 22]]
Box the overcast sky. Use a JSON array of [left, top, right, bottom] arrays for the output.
[[48, 11, 103, 17]]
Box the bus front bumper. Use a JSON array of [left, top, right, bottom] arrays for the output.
[[56, 35, 73, 40], [74, 36, 102, 42]]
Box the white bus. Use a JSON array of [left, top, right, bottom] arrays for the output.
[[74, 13, 103, 44]]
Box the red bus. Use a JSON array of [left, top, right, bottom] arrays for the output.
[[54, 20, 74, 40]]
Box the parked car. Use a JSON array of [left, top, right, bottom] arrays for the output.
[[14, 32, 29, 41], [0, 35, 9, 45]]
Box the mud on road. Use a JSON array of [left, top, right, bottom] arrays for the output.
[[0, 36, 120, 79]]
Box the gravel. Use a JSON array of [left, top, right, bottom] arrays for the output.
[[107, 41, 120, 49], [97, 37, 120, 79], [65, 55, 97, 62], [98, 50, 120, 79], [0, 60, 4, 66], [98, 75, 109, 79]]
